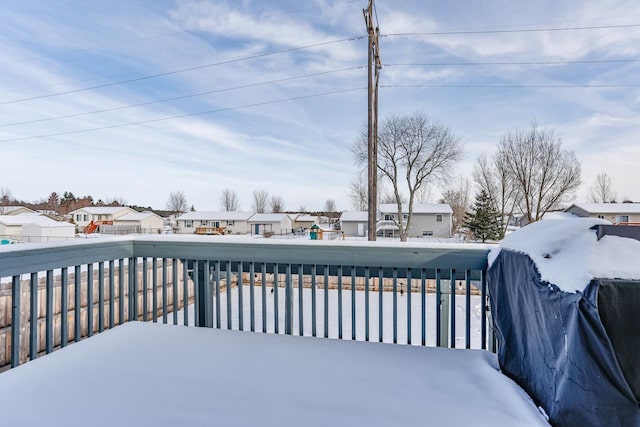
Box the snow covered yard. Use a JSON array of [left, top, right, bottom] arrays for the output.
[[0, 322, 547, 426]]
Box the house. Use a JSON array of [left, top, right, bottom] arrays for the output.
[[100, 211, 165, 234], [248, 213, 294, 235], [175, 211, 254, 234], [0, 213, 75, 242], [293, 214, 319, 231], [69, 206, 137, 229], [377, 203, 453, 238], [0, 206, 34, 215], [340, 211, 369, 237], [564, 203, 640, 224]]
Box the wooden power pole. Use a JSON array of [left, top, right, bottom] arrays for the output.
[[363, 0, 381, 241]]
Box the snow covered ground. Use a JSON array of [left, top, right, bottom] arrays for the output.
[[0, 322, 548, 426], [173, 285, 485, 348]]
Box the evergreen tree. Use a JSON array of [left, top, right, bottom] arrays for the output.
[[463, 190, 501, 242]]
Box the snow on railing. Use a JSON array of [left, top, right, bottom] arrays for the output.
[[0, 236, 492, 370]]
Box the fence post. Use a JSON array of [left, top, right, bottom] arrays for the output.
[[196, 261, 207, 327], [285, 264, 293, 335], [439, 279, 450, 348]]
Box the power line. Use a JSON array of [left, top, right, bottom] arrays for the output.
[[382, 83, 640, 88], [382, 23, 640, 37], [0, 87, 366, 144], [385, 59, 640, 66], [0, 35, 365, 106], [0, 66, 364, 128]]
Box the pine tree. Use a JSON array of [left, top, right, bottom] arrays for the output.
[[463, 190, 501, 242]]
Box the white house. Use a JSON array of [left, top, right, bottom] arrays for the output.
[[102, 211, 165, 234], [0, 213, 75, 242], [377, 203, 453, 238], [340, 211, 369, 237], [248, 213, 294, 235], [69, 206, 137, 229], [175, 211, 254, 234], [293, 214, 319, 231], [564, 203, 640, 224]]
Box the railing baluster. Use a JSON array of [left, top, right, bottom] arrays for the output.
[[351, 266, 356, 341], [205, 260, 212, 328], [109, 260, 115, 328], [393, 268, 398, 344], [226, 261, 232, 330], [61, 267, 69, 347], [273, 263, 279, 334], [407, 268, 412, 345], [172, 259, 178, 325], [465, 270, 471, 349], [450, 269, 456, 348], [119, 259, 125, 325], [378, 268, 383, 343], [419, 268, 426, 346], [215, 261, 221, 329], [285, 264, 292, 335], [194, 260, 200, 326], [298, 264, 304, 336], [161, 258, 168, 324], [250, 262, 255, 332], [86, 264, 93, 337], [46, 270, 54, 353], [260, 263, 266, 333], [323, 265, 329, 339], [130, 258, 137, 321], [151, 258, 157, 323], [365, 267, 370, 342], [11, 275, 21, 368], [74, 265, 81, 342], [182, 259, 189, 326], [436, 268, 441, 347], [338, 265, 343, 340], [481, 270, 487, 350], [30, 272, 38, 360], [98, 262, 105, 332], [311, 264, 317, 338], [238, 262, 244, 331], [142, 258, 148, 322]]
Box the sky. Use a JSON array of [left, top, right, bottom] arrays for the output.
[[0, 0, 639, 212]]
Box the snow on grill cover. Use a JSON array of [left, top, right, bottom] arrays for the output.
[[487, 218, 640, 427]]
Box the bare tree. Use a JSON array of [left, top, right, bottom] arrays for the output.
[[106, 196, 127, 206], [588, 172, 616, 203], [47, 192, 60, 213], [497, 123, 581, 223], [324, 198, 336, 213], [252, 190, 269, 213], [439, 177, 470, 235], [354, 112, 463, 241], [0, 186, 12, 207], [220, 188, 240, 211], [270, 195, 285, 213], [348, 172, 368, 211], [473, 155, 520, 237], [298, 205, 307, 213], [166, 191, 188, 215]]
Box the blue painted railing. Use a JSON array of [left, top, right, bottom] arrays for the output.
[[0, 237, 492, 370]]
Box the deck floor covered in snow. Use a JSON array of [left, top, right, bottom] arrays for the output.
[[0, 322, 547, 426]]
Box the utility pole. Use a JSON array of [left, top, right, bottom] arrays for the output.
[[363, 0, 381, 241]]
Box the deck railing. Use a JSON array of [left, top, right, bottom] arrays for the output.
[[0, 236, 492, 370]]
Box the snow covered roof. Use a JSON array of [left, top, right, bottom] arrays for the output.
[[0, 214, 71, 227], [116, 211, 161, 221], [295, 215, 318, 222], [248, 213, 291, 223], [0, 206, 33, 214], [566, 203, 640, 214], [69, 206, 133, 215], [340, 211, 368, 222], [176, 211, 254, 221], [378, 203, 453, 214], [489, 218, 640, 292]]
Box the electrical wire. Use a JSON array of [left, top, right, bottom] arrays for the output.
[[0, 35, 365, 106], [0, 87, 366, 144], [382, 83, 640, 88], [382, 23, 640, 37], [384, 59, 640, 66], [0, 66, 365, 128]]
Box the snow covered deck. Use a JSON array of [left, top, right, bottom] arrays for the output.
[[0, 322, 546, 426]]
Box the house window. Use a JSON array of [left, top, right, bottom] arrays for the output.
[[227, 220, 235, 226], [597, 215, 605, 219], [185, 220, 193, 228], [201, 220, 208, 226], [384, 214, 395, 221], [76, 214, 81, 221], [422, 230, 433, 236], [83, 214, 89, 221], [402, 213, 409, 220], [436, 214, 443, 222], [616, 215, 629, 223]]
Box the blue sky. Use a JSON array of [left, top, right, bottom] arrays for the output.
[[1, 0, 639, 211]]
